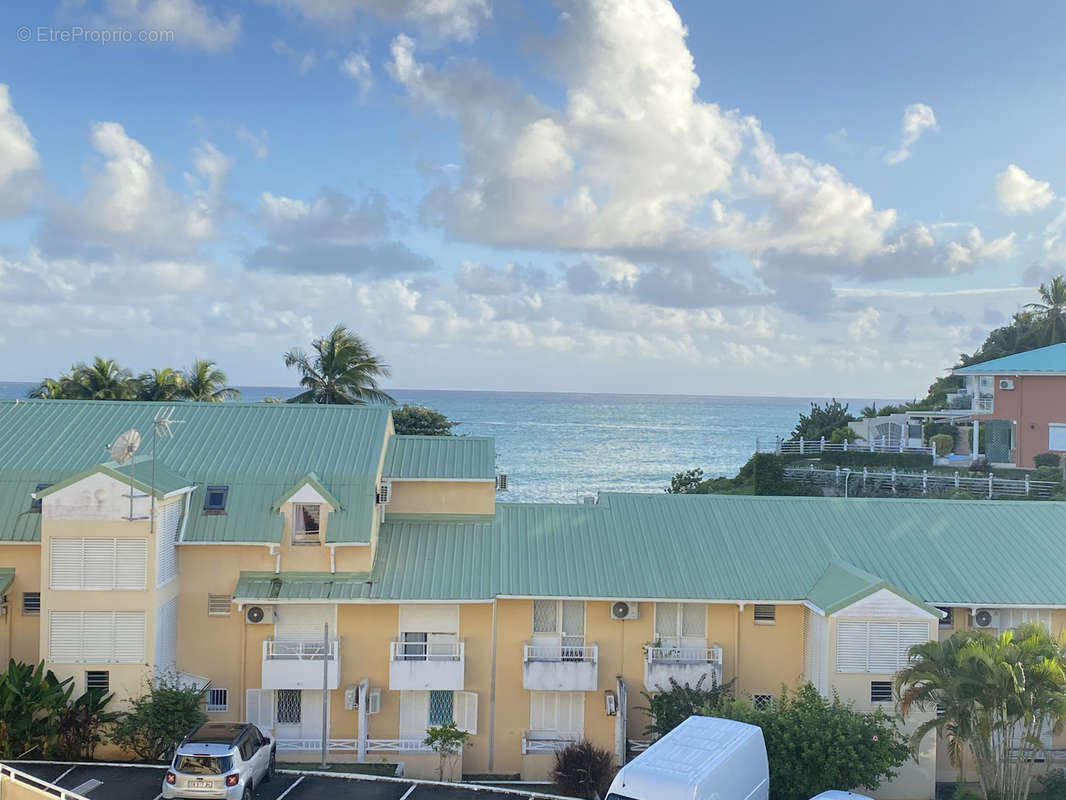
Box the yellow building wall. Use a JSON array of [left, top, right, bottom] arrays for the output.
[[736, 603, 805, 697], [0, 544, 43, 665], [387, 482, 495, 516]]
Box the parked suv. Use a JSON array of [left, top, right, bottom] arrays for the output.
[[162, 722, 275, 800]]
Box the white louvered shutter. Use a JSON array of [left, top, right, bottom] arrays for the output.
[[154, 598, 178, 671], [399, 691, 430, 738], [246, 689, 274, 731], [836, 621, 868, 672], [50, 539, 84, 589], [82, 613, 114, 663], [867, 623, 899, 673], [83, 539, 116, 590], [115, 539, 148, 590], [114, 612, 146, 663], [562, 692, 584, 735], [49, 612, 83, 662], [530, 692, 551, 731], [898, 622, 931, 665], [157, 501, 181, 586], [276, 605, 332, 641], [682, 603, 706, 637], [454, 691, 478, 734]]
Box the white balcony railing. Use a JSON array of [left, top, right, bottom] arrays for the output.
[[262, 638, 340, 690], [644, 645, 723, 692], [974, 394, 994, 414], [389, 639, 463, 661], [389, 639, 465, 690], [645, 645, 722, 664], [522, 733, 581, 754], [276, 738, 437, 754], [523, 643, 598, 662]]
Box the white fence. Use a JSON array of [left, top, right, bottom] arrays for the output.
[[522, 733, 580, 754], [645, 645, 722, 665], [523, 643, 598, 662], [389, 640, 464, 661], [784, 465, 1060, 499], [264, 638, 339, 660], [757, 437, 935, 457], [276, 737, 434, 753]]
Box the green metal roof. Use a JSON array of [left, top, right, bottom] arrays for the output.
[[0, 567, 13, 595], [954, 343, 1066, 374], [382, 435, 495, 481], [234, 571, 370, 601], [273, 473, 342, 511], [36, 456, 193, 501], [372, 493, 1066, 607], [805, 562, 940, 617], [0, 400, 390, 543]]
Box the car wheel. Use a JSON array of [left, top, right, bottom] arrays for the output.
[[264, 752, 275, 782], [242, 787, 252, 800]]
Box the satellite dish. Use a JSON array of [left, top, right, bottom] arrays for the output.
[[110, 429, 142, 464]]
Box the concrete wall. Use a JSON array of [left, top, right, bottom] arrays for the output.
[[387, 481, 495, 516], [0, 544, 42, 665], [986, 374, 1066, 467]]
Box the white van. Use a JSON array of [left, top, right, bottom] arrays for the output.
[[606, 715, 769, 800]]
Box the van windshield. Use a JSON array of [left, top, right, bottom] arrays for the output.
[[175, 755, 234, 775]]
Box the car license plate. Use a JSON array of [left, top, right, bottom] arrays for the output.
[[189, 780, 211, 788]]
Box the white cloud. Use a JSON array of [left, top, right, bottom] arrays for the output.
[[995, 164, 1055, 215], [271, 37, 316, 73], [884, 103, 937, 165], [236, 126, 270, 159], [0, 85, 42, 217], [262, 0, 491, 42], [340, 51, 373, 96], [100, 0, 240, 51]]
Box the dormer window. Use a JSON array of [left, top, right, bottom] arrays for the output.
[[203, 485, 229, 513], [293, 504, 321, 545], [29, 483, 52, 513]]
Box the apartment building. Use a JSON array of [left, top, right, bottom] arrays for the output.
[[0, 399, 1064, 798]]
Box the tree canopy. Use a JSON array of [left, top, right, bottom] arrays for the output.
[[284, 324, 395, 405], [30, 358, 240, 402], [391, 403, 457, 436]]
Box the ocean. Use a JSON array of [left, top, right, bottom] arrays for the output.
[[0, 382, 893, 503]]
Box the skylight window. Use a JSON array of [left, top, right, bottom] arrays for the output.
[[29, 483, 52, 512], [203, 485, 229, 512]]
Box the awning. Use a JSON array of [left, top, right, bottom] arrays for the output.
[[233, 571, 371, 602]]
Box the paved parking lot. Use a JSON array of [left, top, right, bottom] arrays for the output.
[[3, 762, 566, 800]]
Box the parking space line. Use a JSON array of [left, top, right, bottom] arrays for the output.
[[274, 775, 304, 800], [71, 778, 103, 794], [398, 784, 418, 800], [53, 766, 77, 784]]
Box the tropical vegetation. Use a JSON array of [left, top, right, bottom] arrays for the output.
[[550, 740, 616, 799], [110, 672, 207, 762], [391, 403, 457, 435], [284, 324, 395, 405], [895, 623, 1066, 800], [639, 675, 734, 738], [30, 358, 240, 402], [424, 721, 469, 781], [666, 453, 817, 496]]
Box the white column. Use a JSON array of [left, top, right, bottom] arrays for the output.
[[972, 420, 980, 456]]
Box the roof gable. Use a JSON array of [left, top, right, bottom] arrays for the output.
[[805, 562, 940, 618], [954, 343, 1066, 375], [36, 456, 194, 501], [273, 473, 341, 511]]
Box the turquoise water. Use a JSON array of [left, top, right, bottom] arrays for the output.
[[0, 382, 892, 503]]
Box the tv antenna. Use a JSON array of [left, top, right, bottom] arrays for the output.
[[109, 429, 142, 520], [150, 407, 185, 534]]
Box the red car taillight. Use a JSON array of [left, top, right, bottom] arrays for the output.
[[225, 774, 239, 787], [165, 772, 176, 785]]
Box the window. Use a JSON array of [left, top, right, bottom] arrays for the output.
[[292, 504, 321, 544], [753, 605, 776, 624], [207, 595, 231, 616], [203, 486, 228, 512], [653, 603, 706, 660], [206, 688, 229, 713], [276, 689, 301, 724], [85, 671, 109, 692], [937, 607, 953, 627], [429, 690, 454, 726], [48, 611, 146, 664], [870, 681, 893, 703], [836, 620, 930, 673], [49, 538, 147, 591], [751, 694, 774, 711], [368, 688, 381, 715], [22, 592, 40, 615], [29, 483, 52, 513], [1050, 424, 1066, 452], [530, 691, 584, 736]]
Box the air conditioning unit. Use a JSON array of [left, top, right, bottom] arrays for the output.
[[377, 481, 391, 505], [610, 601, 640, 620], [581, 494, 597, 505], [496, 474, 508, 491], [999, 379, 1015, 390], [973, 608, 1000, 629], [245, 605, 275, 625]]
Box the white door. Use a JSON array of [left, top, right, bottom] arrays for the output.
[[399, 691, 430, 739]]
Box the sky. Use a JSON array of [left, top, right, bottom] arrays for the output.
[[1, 0, 1065, 397]]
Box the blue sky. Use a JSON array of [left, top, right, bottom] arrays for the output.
[[1, 0, 1064, 396]]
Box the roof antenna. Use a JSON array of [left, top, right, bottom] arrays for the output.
[[109, 429, 142, 521], [150, 406, 185, 535]]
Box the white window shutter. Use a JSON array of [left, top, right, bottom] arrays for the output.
[[867, 623, 899, 673], [246, 689, 274, 731], [682, 603, 706, 637], [835, 621, 868, 672], [898, 622, 931, 666], [82, 612, 114, 663], [115, 539, 148, 590], [564, 692, 584, 735], [49, 611, 83, 662], [368, 689, 381, 715], [454, 691, 477, 734], [114, 612, 146, 663], [50, 539, 84, 590], [83, 539, 116, 590]]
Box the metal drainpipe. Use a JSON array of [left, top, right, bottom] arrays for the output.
[[488, 598, 498, 772]]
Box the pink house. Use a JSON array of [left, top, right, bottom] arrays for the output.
[[952, 342, 1066, 468]]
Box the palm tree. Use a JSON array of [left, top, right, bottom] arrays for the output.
[[896, 624, 1066, 800], [28, 376, 70, 399], [137, 368, 186, 401], [1025, 275, 1066, 345], [65, 358, 137, 400], [181, 359, 241, 402], [284, 325, 395, 405]]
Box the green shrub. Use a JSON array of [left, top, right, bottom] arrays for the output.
[[791, 399, 856, 441], [425, 721, 470, 781], [111, 673, 207, 762], [930, 434, 954, 457], [1033, 452, 1062, 468], [551, 740, 616, 799], [828, 426, 859, 444], [639, 675, 735, 739], [923, 422, 957, 443], [783, 451, 933, 470], [718, 684, 909, 800], [1030, 769, 1066, 800], [1031, 466, 1063, 484]]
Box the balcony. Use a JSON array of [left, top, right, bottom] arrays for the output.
[[522, 642, 598, 691], [644, 645, 722, 692], [946, 391, 993, 414], [388, 639, 465, 690], [261, 638, 340, 690], [522, 732, 580, 754]]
